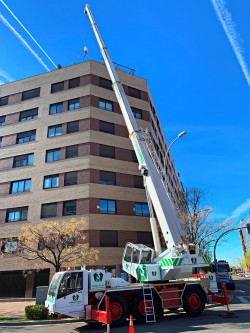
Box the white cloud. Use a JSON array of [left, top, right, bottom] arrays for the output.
[[230, 198, 250, 219]]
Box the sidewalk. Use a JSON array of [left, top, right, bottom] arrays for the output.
[[0, 300, 35, 318], [0, 299, 81, 326]]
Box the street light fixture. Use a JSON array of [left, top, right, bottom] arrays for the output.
[[213, 226, 250, 287], [163, 131, 187, 179]]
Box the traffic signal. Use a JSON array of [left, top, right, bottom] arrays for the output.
[[246, 223, 250, 235]]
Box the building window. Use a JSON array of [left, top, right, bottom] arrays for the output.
[[100, 145, 115, 158], [0, 137, 2, 147], [68, 98, 80, 110], [128, 86, 141, 99], [100, 231, 118, 247], [99, 121, 114, 134], [131, 107, 142, 119], [66, 145, 78, 159], [67, 121, 79, 133], [10, 179, 31, 194], [48, 125, 62, 137], [0, 116, 6, 126], [19, 108, 38, 121], [132, 151, 138, 163], [51, 81, 64, 93], [1, 240, 17, 253], [137, 232, 153, 247], [64, 171, 77, 186], [69, 77, 80, 89], [44, 175, 59, 189], [41, 203, 57, 218], [16, 130, 36, 144], [99, 199, 116, 214], [135, 203, 150, 217], [22, 88, 40, 101], [99, 77, 112, 90], [0, 96, 8, 106], [50, 102, 63, 115], [134, 175, 144, 188], [46, 149, 61, 162], [63, 200, 77, 216], [13, 153, 34, 168], [100, 171, 116, 185], [6, 207, 28, 222], [98, 99, 113, 111]]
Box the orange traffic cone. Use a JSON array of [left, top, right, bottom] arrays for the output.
[[129, 315, 135, 333]]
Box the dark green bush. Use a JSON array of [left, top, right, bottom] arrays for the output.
[[25, 304, 49, 320]]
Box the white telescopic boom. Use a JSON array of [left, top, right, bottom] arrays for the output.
[[84, 4, 185, 252]]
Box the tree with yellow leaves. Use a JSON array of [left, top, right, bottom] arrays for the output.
[[2, 218, 99, 272]]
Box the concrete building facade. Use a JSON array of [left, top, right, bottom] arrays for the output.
[[0, 61, 183, 297]]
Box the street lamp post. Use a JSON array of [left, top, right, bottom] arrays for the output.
[[213, 226, 250, 285], [163, 131, 187, 179]]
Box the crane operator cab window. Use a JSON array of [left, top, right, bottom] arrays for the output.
[[124, 244, 153, 265], [132, 249, 140, 264], [140, 250, 152, 264], [124, 245, 133, 262], [57, 272, 83, 299]]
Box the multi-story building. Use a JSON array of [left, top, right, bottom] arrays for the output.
[[0, 60, 183, 297]]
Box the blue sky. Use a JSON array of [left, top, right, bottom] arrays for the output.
[[0, 0, 250, 265]]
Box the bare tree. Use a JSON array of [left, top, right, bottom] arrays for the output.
[[1, 218, 99, 272], [178, 187, 232, 256]]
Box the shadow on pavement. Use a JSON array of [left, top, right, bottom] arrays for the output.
[[71, 306, 250, 333]]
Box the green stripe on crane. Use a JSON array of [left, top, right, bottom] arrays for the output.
[[160, 257, 184, 267]]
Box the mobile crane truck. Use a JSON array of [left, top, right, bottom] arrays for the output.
[[45, 4, 230, 327]]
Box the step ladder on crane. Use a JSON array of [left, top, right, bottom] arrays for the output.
[[142, 284, 156, 323]]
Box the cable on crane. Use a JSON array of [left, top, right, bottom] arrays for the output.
[[83, 9, 91, 61]]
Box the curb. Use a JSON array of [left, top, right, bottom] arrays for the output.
[[0, 298, 35, 303], [0, 318, 82, 327]]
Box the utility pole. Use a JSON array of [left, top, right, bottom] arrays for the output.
[[239, 222, 247, 256]]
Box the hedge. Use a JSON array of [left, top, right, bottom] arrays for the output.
[[25, 304, 49, 320]]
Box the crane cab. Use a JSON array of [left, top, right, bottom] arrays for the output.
[[122, 242, 161, 282], [123, 242, 153, 265]]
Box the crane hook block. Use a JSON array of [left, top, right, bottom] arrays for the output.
[[84, 46, 88, 55], [139, 165, 148, 176]]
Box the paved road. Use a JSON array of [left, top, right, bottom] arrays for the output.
[[229, 276, 250, 304], [1, 277, 250, 333]]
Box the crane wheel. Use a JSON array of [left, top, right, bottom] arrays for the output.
[[182, 287, 206, 316], [108, 295, 129, 327]]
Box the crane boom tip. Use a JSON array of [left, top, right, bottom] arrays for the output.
[[84, 4, 90, 14]]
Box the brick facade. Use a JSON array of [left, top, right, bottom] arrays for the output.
[[0, 61, 183, 288]]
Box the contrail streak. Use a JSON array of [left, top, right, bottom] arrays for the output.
[[210, 0, 250, 87], [0, 68, 14, 82], [0, 0, 57, 69], [230, 198, 250, 219], [0, 13, 50, 72]]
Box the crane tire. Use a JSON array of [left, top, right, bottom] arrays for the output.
[[108, 295, 129, 327], [182, 287, 206, 316]]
